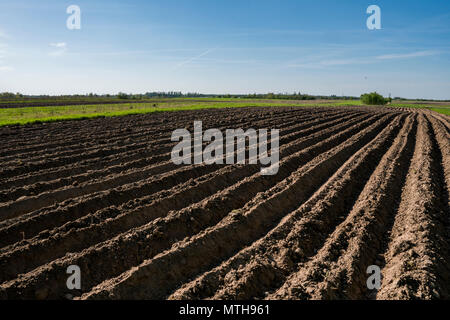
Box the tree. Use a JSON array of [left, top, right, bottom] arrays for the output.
[[117, 92, 129, 99], [0, 92, 17, 99], [361, 92, 390, 105]]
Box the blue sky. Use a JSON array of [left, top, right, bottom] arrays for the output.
[[0, 0, 449, 99]]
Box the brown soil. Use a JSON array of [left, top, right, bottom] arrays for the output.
[[0, 106, 448, 300]]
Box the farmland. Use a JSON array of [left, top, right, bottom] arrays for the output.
[[0, 105, 448, 300], [1, 97, 449, 127], [0, 98, 362, 127]]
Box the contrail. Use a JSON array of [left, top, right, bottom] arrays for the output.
[[172, 47, 217, 70]]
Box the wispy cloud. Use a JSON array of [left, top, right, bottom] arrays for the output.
[[91, 48, 200, 56], [288, 50, 441, 69], [376, 51, 439, 60], [50, 42, 67, 48], [287, 57, 372, 69], [318, 58, 371, 66], [0, 66, 13, 72], [224, 29, 327, 38], [49, 42, 67, 56], [172, 47, 217, 70]]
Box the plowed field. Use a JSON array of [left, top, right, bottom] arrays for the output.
[[0, 106, 448, 300]]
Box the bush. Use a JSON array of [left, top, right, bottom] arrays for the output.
[[117, 92, 129, 99], [361, 92, 390, 105]]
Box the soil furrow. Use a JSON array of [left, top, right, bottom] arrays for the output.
[[0, 110, 357, 203], [168, 115, 405, 300], [77, 114, 397, 299], [2, 106, 444, 301], [0, 107, 324, 167], [0, 109, 305, 163], [0, 113, 391, 299], [376, 114, 450, 299], [0, 112, 372, 283], [0, 111, 363, 233], [0, 107, 276, 156], [266, 115, 416, 300], [0, 109, 347, 192]]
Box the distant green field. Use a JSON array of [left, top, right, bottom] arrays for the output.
[[0, 98, 447, 127], [430, 108, 450, 116]]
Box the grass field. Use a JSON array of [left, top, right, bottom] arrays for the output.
[[430, 108, 450, 115], [0, 98, 448, 127]]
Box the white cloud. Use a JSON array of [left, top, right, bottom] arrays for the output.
[[49, 42, 67, 56], [0, 66, 13, 71], [287, 57, 373, 69], [376, 51, 438, 60], [319, 58, 370, 66], [50, 42, 67, 48], [287, 50, 441, 69]]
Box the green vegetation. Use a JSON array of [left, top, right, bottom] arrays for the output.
[[0, 91, 359, 104], [117, 92, 130, 100], [0, 92, 24, 99], [430, 108, 450, 116], [361, 92, 391, 105]]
